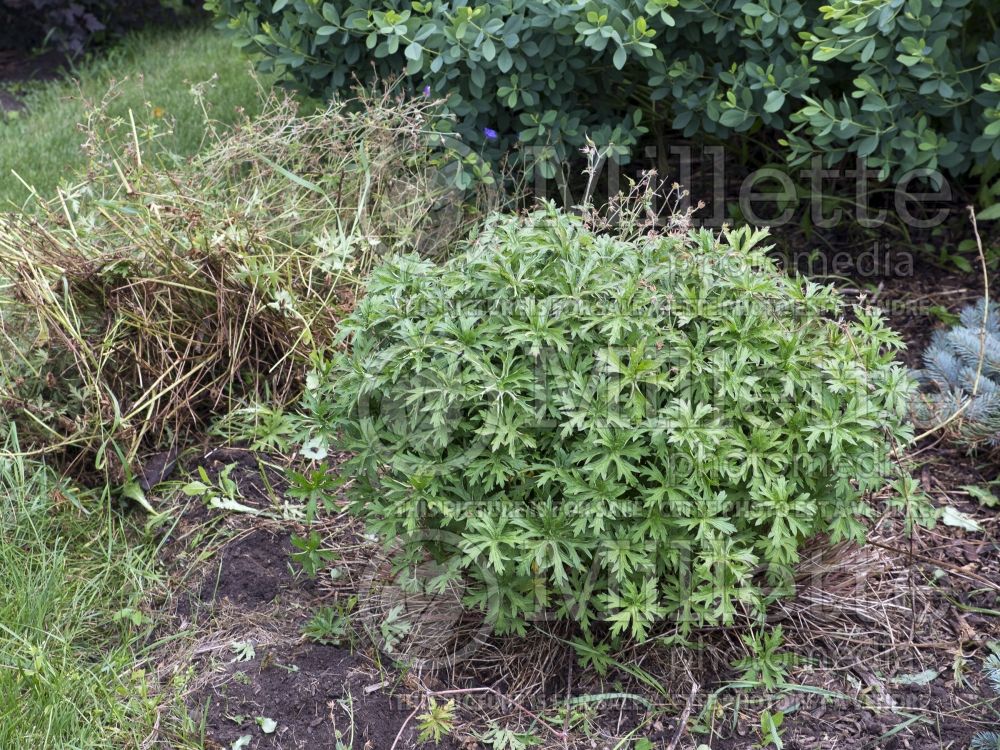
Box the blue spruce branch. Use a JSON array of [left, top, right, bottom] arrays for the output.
[[911, 299, 1000, 447]]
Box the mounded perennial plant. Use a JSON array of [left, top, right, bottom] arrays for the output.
[[307, 207, 915, 639]]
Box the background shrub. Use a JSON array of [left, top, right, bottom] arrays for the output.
[[0, 90, 483, 486], [0, 0, 195, 55], [304, 206, 915, 638], [208, 0, 1000, 184]]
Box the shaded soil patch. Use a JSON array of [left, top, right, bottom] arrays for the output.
[[190, 642, 454, 750], [0, 48, 66, 83], [198, 528, 311, 609], [0, 48, 66, 112], [157, 449, 459, 749]]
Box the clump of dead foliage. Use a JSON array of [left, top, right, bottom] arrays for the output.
[[0, 86, 487, 488]]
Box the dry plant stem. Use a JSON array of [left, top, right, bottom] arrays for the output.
[[0, 88, 490, 483], [440, 686, 567, 741], [911, 205, 990, 442], [868, 539, 1000, 592], [389, 685, 568, 750], [665, 680, 699, 750], [562, 659, 572, 749], [389, 706, 420, 750]]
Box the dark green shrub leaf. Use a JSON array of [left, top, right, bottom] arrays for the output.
[[207, 0, 1000, 182]]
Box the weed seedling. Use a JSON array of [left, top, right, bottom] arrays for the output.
[[756, 710, 785, 749], [417, 698, 456, 745], [732, 627, 796, 690], [379, 604, 413, 653], [230, 641, 256, 663], [303, 597, 357, 647], [286, 469, 340, 523], [290, 531, 339, 577], [478, 723, 541, 749]]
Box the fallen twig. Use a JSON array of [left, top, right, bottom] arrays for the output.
[[666, 680, 699, 750]]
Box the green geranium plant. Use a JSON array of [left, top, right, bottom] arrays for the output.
[[297, 206, 915, 639]]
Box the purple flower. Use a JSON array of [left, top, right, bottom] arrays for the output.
[[422, 85, 431, 97], [483, 127, 499, 141]]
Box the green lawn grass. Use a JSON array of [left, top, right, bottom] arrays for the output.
[[0, 25, 265, 208], [0, 23, 282, 749], [0, 445, 162, 748]]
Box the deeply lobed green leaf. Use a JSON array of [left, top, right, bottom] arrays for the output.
[[303, 206, 915, 638]]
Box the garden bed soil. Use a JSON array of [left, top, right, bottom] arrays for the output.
[[153, 450, 463, 749], [192, 638, 455, 750], [148, 433, 1000, 750]]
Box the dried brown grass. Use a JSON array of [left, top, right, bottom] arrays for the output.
[[0, 88, 489, 486]]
